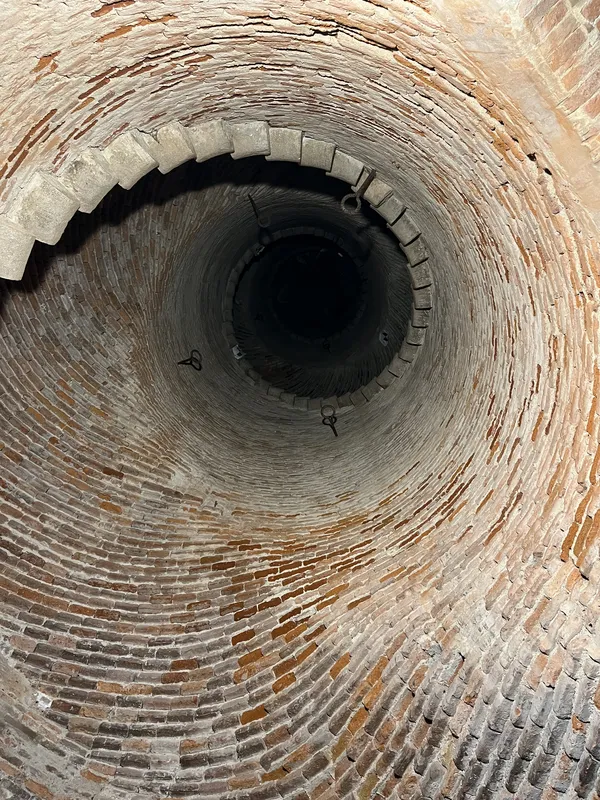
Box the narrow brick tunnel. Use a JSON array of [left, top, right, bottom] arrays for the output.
[[1, 2, 600, 799]]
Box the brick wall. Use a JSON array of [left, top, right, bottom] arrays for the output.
[[0, 1, 599, 799], [520, 0, 600, 162]]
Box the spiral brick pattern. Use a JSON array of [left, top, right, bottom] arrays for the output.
[[1, 1, 600, 799]]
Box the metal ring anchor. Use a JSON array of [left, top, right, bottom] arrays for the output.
[[340, 167, 377, 216], [177, 349, 202, 371], [321, 404, 339, 437]]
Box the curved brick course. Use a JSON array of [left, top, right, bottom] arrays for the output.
[[0, 1, 600, 799]]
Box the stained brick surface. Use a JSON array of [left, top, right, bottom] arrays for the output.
[[0, 1, 599, 799]]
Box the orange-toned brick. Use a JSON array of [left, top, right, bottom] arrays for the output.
[[232, 629, 255, 645], [368, 656, 389, 685], [99, 501, 122, 514], [234, 655, 274, 684], [363, 679, 384, 710], [296, 641, 318, 664], [261, 767, 287, 782], [258, 597, 282, 611], [330, 653, 351, 679], [312, 777, 335, 798], [348, 707, 369, 735], [122, 683, 153, 695], [238, 648, 264, 667], [572, 714, 586, 732], [240, 704, 267, 725], [272, 620, 297, 639], [273, 672, 296, 693], [285, 623, 309, 642], [274, 656, 297, 678]]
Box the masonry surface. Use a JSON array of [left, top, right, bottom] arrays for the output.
[[1, 1, 600, 799]]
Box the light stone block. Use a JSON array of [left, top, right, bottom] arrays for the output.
[[413, 286, 433, 309], [327, 150, 364, 186], [265, 128, 303, 162], [387, 355, 407, 377], [8, 172, 79, 246], [412, 307, 431, 328], [188, 120, 233, 162], [149, 122, 196, 174], [400, 341, 420, 362], [103, 131, 158, 190], [404, 236, 428, 266], [375, 369, 396, 389], [60, 149, 118, 214], [350, 389, 368, 407], [361, 379, 384, 401], [301, 137, 336, 171], [228, 121, 271, 159], [406, 324, 427, 346], [410, 261, 433, 289], [360, 177, 392, 207], [390, 212, 420, 245], [0, 216, 35, 280], [377, 193, 405, 224]]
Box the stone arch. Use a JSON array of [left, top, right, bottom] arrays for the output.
[[1, 118, 434, 409]]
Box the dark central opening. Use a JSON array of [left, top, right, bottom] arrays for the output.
[[224, 156, 413, 399], [266, 236, 364, 341]]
